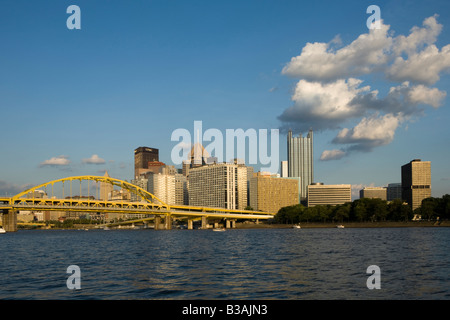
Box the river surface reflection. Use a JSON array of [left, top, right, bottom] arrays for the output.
[[1, 227, 449, 299]]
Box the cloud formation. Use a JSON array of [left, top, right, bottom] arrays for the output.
[[278, 78, 372, 131], [40, 155, 71, 167], [332, 113, 401, 152], [279, 15, 449, 160], [0, 180, 34, 196], [82, 154, 106, 165], [320, 149, 346, 161], [282, 23, 392, 82]]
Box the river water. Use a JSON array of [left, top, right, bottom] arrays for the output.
[[1, 227, 449, 300]]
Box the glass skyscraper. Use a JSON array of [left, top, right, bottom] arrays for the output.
[[287, 129, 314, 200]]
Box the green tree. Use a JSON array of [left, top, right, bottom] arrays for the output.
[[387, 199, 412, 221], [333, 203, 350, 223], [436, 194, 450, 220], [400, 202, 413, 221], [372, 198, 388, 221], [352, 199, 368, 222], [316, 205, 333, 222], [301, 206, 317, 223], [275, 204, 304, 224], [62, 219, 74, 228], [421, 197, 439, 220], [275, 206, 289, 224]]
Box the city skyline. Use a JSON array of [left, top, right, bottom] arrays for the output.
[[1, 1, 450, 200]]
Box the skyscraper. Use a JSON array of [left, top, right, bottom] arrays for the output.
[[147, 172, 176, 206], [401, 159, 431, 210], [134, 146, 159, 178], [287, 129, 313, 200], [188, 162, 248, 210]]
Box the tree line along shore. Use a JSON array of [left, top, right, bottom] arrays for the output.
[[272, 195, 450, 226]]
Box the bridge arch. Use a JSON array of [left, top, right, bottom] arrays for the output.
[[11, 175, 170, 209]]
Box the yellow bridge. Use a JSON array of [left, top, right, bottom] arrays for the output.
[[0, 175, 274, 232]]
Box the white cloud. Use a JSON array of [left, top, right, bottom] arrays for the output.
[[282, 22, 392, 82], [278, 78, 373, 131], [332, 113, 402, 152], [279, 15, 450, 159], [393, 15, 442, 56], [282, 15, 449, 85], [82, 154, 106, 165], [320, 149, 346, 161], [405, 84, 447, 108], [387, 44, 450, 84], [386, 15, 450, 84], [40, 155, 70, 167]]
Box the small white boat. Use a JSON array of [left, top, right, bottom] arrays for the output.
[[212, 228, 226, 232], [0, 227, 6, 233], [336, 225, 345, 229], [292, 224, 301, 229]]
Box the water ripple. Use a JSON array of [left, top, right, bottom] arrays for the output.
[[1, 228, 450, 299]]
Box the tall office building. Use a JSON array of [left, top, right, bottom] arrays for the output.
[[132, 164, 186, 206], [174, 173, 189, 205], [134, 146, 159, 178], [188, 162, 248, 210], [130, 175, 150, 202], [287, 129, 313, 200], [249, 172, 299, 213], [401, 159, 431, 210], [147, 172, 176, 206], [307, 183, 351, 207]]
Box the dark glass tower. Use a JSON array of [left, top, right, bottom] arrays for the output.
[[134, 147, 159, 178]]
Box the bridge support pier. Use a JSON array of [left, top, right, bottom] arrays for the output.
[[187, 219, 194, 230], [201, 216, 208, 229], [165, 215, 172, 230], [1, 209, 17, 232], [154, 216, 161, 230]]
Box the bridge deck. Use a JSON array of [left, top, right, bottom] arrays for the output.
[[0, 198, 274, 220]]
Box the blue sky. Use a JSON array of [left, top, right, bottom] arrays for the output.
[[1, 0, 450, 199]]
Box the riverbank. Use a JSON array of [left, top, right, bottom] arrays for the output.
[[15, 220, 449, 230], [236, 220, 450, 229]]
